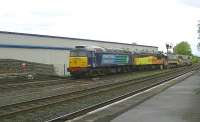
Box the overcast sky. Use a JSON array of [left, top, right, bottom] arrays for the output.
[[0, 0, 200, 55]]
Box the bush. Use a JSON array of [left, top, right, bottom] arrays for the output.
[[192, 55, 200, 63]]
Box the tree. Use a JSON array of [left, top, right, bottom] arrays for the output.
[[174, 41, 192, 55]]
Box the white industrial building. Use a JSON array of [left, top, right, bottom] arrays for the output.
[[0, 31, 158, 76]]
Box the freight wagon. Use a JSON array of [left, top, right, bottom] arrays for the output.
[[177, 54, 192, 66]]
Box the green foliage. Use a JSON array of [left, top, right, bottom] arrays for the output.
[[192, 55, 200, 63], [174, 41, 192, 55]]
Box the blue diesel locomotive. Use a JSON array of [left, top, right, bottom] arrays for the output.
[[68, 46, 133, 76]]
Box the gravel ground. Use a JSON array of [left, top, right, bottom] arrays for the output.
[[0, 69, 181, 122], [0, 70, 168, 108]]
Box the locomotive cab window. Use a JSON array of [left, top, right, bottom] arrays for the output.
[[70, 51, 88, 57]]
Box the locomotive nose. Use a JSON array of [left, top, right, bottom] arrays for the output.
[[69, 57, 88, 68]]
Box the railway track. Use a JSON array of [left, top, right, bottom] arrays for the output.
[[0, 78, 72, 92], [49, 66, 198, 122], [0, 69, 169, 92], [0, 65, 199, 121], [0, 69, 168, 108]]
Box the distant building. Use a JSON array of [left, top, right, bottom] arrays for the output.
[[0, 31, 158, 76]]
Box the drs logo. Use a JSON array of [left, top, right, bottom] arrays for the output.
[[102, 54, 129, 64]]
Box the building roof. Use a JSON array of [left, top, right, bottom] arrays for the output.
[[0, 30, 158, 48]]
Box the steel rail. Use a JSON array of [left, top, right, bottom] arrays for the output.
[[48, 66, 199, 122], [0, 65, 198, 119]]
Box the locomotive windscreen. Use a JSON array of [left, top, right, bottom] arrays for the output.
[[70, 51, 88, 57]]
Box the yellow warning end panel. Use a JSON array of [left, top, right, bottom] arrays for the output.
[[69, 57, 88, 68], [133, 56, 162, 65]]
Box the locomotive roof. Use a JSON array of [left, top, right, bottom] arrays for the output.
[[74, 45, 131, 54], [133, 52, 163, 56]]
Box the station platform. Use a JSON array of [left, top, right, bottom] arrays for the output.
[[112, 70, 200, 122], [72, 70, 200, 122]]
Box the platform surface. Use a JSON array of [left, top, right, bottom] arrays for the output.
[[112, 71, 200, 122]]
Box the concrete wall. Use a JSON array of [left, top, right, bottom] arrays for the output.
[[0, 31, 158, 76]]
